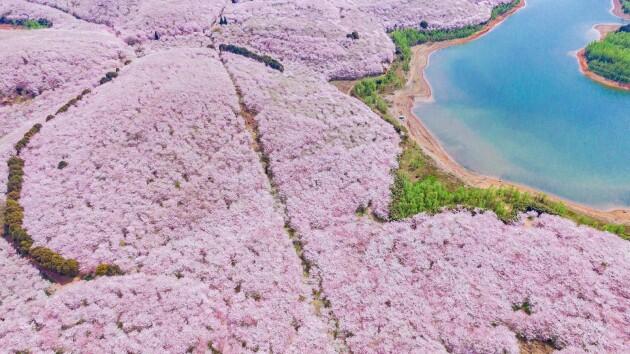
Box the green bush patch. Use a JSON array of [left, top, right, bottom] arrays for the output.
[[0, 17, 52, 29], [219, 44, 285, 72], [585, 27, 630, 84]]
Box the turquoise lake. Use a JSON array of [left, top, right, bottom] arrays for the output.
[[414, 0, 630, 208]]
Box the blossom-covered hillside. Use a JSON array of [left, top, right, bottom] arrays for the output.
[[224, 53, 400, 231], [1, 0, 628, 353], [27, 0, 227, 44], [304, 212, 630, 353], [216, 0, 511, 78]]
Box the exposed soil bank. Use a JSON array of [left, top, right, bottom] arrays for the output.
[[380, 0, 630, 225], [576, 24, 630, 91], [330, 79, 357, 95], [518, 339, 555, 354]]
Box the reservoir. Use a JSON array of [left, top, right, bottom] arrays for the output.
[[414, 0, 630, 208]]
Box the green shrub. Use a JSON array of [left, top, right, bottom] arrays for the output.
[[4, 199, 24, 226], [4, 196, 32, 254], [8, 156, 25, 169], [56, 102, 71, 114], [99, 71, 119, 84], [7, 190, 20, 201], [56, 90, 91, 115], [30, 247, 79, 277], [219, 44, 285, 72], [94, 263, 123, 277], [391, 25, 482, 71], [15, 124, 42, 154], [352, 69, 403, 115], [391, 174, 542, 222], [512, 299, 532, 315], [57, 161, 68, 169], [7, 156, 25, 194], [491, 0, 521, 20]]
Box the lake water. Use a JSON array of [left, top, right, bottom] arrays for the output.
[[414, 0, 630, 208]]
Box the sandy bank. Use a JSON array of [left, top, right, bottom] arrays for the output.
[[576, 24, 630, 91], [383, 0, 630, 225]]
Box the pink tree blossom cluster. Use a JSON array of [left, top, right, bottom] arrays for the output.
[[0, 29, 131, 104], [0, 274, 248, 353], [224, 54, 401, 233], [12, 48, 332, 353], [0, 236, 50, 319], [302, 211, 630, 353], [28, 0, 228, 44]]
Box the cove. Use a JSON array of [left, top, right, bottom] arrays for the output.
[[413, 0, 630, 209]]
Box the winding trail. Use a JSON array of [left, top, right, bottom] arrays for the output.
[[386, 0, 630, 225]]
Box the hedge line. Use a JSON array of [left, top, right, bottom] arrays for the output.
[[55, 89, 91, 115], [2, 80, 123, 279], [95, 263, 123, 277], [0, 17, 52, 29], [219, 44, 284, 72], [15, 124, 41, 155]]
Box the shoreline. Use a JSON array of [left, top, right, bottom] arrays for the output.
[[385, 0, 630, 225], [611, 0, 630, 19], [576, 24, 630, 91]]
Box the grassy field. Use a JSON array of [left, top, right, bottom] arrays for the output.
[[585, 25, 630, 84], [351, 1, 629, 239]]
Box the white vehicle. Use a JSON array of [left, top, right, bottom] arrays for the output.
[[398, 115, 405, 121]]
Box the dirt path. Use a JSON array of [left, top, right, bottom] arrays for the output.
[[387, 0, 630, 225], [330, 79, 358, 95]]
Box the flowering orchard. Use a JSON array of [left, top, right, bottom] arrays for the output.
[[0, 0, 628, 353]]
